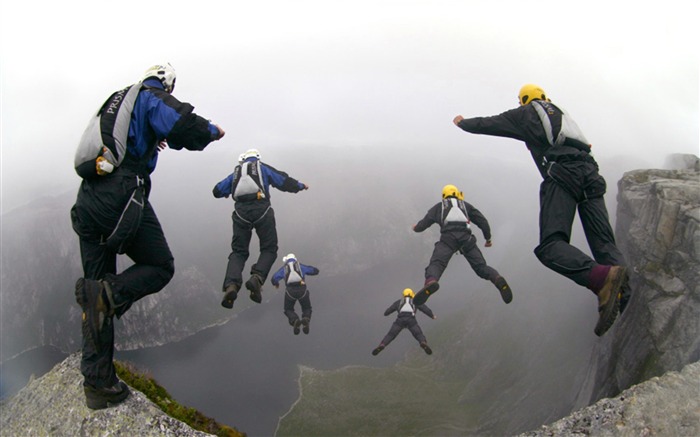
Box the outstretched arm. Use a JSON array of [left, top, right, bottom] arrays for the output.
[[453, 107, 527, 142], [301, 264, 320, 276], [263, 163, 308, 193], [413, 203, 441, 233], [144, 89, 225, 151], [384, 300, 400, 316], [417, 304, 435, 319], [464, 201, 492, 242]]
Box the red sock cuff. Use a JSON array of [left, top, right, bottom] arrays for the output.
[[588, 265, 611, 293]]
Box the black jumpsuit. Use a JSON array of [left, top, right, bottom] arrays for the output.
[[71, 82, 221, 390], [456, 103, 628, 292], [379, 298, 434, 347], [414, 199, 500, 283]]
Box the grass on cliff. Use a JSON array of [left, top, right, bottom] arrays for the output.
[[114, 360, 245, 437]]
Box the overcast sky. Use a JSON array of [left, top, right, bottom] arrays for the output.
[[1, 1, 698, 213]]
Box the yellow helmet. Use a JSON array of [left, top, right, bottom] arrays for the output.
[[403, 288, 415, 298], [442, 184, 462, 199], [518, 84, 547, 106]]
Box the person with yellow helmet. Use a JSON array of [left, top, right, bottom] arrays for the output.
[[371, 288, 435, 356], [452, 84, 629, 337], [411, 185, 512, 306]]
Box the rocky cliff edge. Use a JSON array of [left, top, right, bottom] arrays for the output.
[[0, 353, 215, 436]]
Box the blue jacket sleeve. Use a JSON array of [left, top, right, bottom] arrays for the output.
[[261, 163, 305, 194], [213, 173, 234, 198], [301, 264, 319, 276], [271, 267, 285, 286], [146, 88, 219, 151]]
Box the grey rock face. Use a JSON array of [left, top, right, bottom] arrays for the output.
[[574, 155, 700, 405], [519, 360, 700, 437], [0, 353, 214, 436]]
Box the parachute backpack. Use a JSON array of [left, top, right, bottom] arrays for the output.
[[283, 254, 305, 285], [74, 82, 143, 178]]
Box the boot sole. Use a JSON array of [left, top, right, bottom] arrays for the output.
[[221, 290, 238, 309], [413, 281, 439, 306], [499, 287, 513, 304], [495, 278, 513, 304], [594, 267, 628, 336]]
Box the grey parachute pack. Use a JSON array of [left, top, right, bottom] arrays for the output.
[[74, 82, 143, 179]]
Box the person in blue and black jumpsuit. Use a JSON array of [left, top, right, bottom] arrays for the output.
[[213, 149, 308, 308], [453, 84, 630, 336], [71, 63, 225, 409], [271, 253, 319, 335]]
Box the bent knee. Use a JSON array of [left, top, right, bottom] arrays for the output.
[[158, 258, 175, 283]]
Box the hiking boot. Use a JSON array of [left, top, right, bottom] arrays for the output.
[[293, 319, 302, 335], [75, 278, 112, 350], [412, 280, 439, 306], [420, 342, 433, 355], [84, 381, 130, 410], [493, 276, 513, 304], [221, 283, 239, 309], [302, 317, 310, 334], [371, 344, 385, 356], [246, 274, 264, 303], [594, 266, 628, 336]]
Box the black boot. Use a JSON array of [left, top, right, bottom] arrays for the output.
[[75, 278, 112, 351], [301, 317, 310, 334], [594, 266, 627, 336], [371, 344, 385, 356], [420, 342, 433, 355], [246, 273, 264, 303], [221, 283, 239, 309], [413, 280, 439, 306], [84, 381, 130, 410], [493, 276, 513, 304], [292, 319, 301, 335]]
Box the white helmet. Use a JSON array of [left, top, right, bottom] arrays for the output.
[[142, 62, 177, 93], [283, 253, 297, 263], [238, 148, 261, 163]]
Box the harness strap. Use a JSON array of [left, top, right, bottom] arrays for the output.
[[234, 205, 271, 225], [286, 288, 308, 300]]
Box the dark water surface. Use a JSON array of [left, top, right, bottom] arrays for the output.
[[0, 345, 68, 400], [1, 264, 469, 436], [116, 273, 412, 437]]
